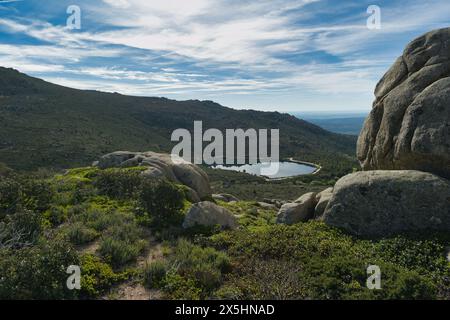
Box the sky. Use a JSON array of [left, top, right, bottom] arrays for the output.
[[0, 0, 449, 112]]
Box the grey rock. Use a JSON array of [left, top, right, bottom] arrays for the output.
[[314, 187, 333, 219], [256, 202, 278, 210], [277, 192, 317, 225], [94, 151, 212, 202], [182, 201, 238, 229], [357, 28, 450, 179], [212, 193, 240, 202], [323, 170, 450, 237], [263, 198, 287, 208]]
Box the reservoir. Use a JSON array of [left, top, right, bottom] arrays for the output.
[[212, 161, 317, 179]]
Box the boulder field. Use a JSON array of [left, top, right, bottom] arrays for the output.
[[278, 28, 450, 237]]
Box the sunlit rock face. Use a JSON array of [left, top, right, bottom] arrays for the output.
[[357, 27, 450, 179]]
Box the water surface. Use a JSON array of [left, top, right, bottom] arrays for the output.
[[212, 161, 316, 179]]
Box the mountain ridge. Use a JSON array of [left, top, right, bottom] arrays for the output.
[[0, 67, 356, 172]]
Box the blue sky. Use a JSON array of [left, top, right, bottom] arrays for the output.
[[0, 0, 449, 112]]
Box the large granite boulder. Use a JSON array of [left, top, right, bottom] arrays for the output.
[[314, 187, 333, 219], [94, 151, 212, 201], [322, 170, 450, 237], [357, 28, 450, 179], [182, 201, 237, 229], [276, 192, 317, 225]]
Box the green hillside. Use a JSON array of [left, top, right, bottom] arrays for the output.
[[0, 67, 356, 172]]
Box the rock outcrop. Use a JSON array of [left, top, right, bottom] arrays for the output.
[[94, 151, 212, 201], [212, 193, 240, 202], [357, 28, 450, 179], [314, 187, 333, 219], [276, 192, 317, 225], [182, 201, 238, 229], [322, 170, 450, 237], [282, 29, 450, 237]]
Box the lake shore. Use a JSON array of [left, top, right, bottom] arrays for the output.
[[287, 157, 322, 175]]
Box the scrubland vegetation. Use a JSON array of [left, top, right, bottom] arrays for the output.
[[0, 165, 449, 300]]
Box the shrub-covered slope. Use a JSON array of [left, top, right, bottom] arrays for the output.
[[0, 167, 448, 300], [0, 67, 356, 172]]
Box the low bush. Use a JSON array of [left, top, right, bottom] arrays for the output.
[[160, 239, 231, 299], [0, 178, 21, 217], [210, 222, 449, 300], [98, 237, 146, 268], [44, 206, 67, 226], [94, 168, 144, 199], [163, 271, 202, 300], [0, 240, 80, 299], [65, 222, 99, 245], [217, 258, 305, 299], [20, 179, 53, 212], [137, 179, 186, 228], [143, 260, 168, 289], [0, 209, 42, 249], [80, 254, 128, 298]]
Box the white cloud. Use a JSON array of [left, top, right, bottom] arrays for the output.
[[1, 0, 449, 111], [102, 0, 130, 9]]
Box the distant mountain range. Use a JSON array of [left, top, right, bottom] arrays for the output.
[[0, 67, 357, 172], [292, 112, 367, 135]]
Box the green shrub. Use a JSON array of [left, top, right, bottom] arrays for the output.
[[0, 240, 80, 299], [218, 258, 305, 299], [65, 222, 99, 245], [374, 237, 449, 276], [163, 271, 202, 300], [98, 237, 146, 268], [0, 178, 21, 217], [80, 254, 127, 298], [138, 179, 186, 228], [20, 179, 53, 212], [105, 223, 144, 242], [44, 206, 67, 226], [94, 168, 144, 199], [210, 222, 448, 300], [71, 185, 96, 205], [0, 209, 42, 249], [72, 207, 132, 232], [144, 260, 168, 289], [0, 177, 53, 218], [161, 239, 231, 299]]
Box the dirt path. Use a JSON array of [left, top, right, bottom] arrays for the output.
[[105, 238, 165, 300], [111, 282, 162, 300], [77, 240, 100, 255]]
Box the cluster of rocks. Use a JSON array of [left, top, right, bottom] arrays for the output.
[[277, 28, 450, 237], [94, 151, 239, 230], [276, 188, 332, 224], [94, 151, 211, 202]]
